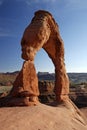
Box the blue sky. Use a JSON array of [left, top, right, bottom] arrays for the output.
[[0, 0, 87, 73]]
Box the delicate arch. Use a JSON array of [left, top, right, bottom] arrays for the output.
[[13, 10, 69, 103], [0, 10, 69, 106], [21, 10, 69, 102]]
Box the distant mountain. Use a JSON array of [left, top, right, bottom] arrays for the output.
[[0, 71, 18, 86], [5, 71, 19, 75], [0, 71, 87, 86], [68, 73, 87, 83], [38, 72, 87, 83], [38, 72, 55, 81]]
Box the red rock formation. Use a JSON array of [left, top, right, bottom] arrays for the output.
[[20, 10, 69, 102], [10, 60, 39, 103], [0, 10, 69, 106]]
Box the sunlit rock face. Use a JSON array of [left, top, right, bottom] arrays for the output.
[[10, 60, 39, 105], [20, 10, 69, 103], [0, 10, 69, 106], [21, 10, 51, 61]]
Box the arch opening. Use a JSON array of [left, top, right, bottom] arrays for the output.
[[35, 48, 54, 73], [35, 48, 55, 104]]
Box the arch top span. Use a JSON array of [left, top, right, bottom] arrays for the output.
[[35, 10, 53, 17]]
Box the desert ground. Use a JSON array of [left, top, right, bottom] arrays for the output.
[[0, 100, 87, 130], [0, 73, 87, 130]]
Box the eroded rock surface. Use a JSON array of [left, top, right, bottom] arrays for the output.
[[0, 102, 87, 130], [20, 10, 69, 102], [10, 60, 39, 103], [0, 10, 69, 106]]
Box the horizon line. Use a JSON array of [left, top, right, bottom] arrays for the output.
[[0, 70, 87, 74]]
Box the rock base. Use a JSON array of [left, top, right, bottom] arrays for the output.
[[0, 96, 39, 107]]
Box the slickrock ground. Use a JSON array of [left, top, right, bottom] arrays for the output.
[[0, 101, 87, 130], [81, 107, 87, 118]]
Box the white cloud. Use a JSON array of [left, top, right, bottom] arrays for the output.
[[0, 32, 15, 37], [25, 0, 57, 5], [65, 0, 87, 10], [0, 28, 16, 37], [0, 32, 11, 37], [17, 0, 57, 7], [0, 0, 3, 6], [42, 0, 56, 2], [16, 0, 57, 7]]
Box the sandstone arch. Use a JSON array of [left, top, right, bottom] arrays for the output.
[[0, 10, 69, 106]]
